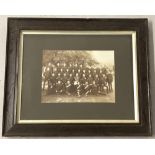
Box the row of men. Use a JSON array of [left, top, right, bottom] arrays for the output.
[[42, 72, 113, 96], [43, 62, 109, 74]]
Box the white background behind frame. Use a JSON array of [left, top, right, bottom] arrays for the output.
[[0, 15, 154, 134], [0, 14, 154, 155]]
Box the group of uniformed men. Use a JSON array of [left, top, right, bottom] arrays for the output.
[[42, 61, 113, 97]]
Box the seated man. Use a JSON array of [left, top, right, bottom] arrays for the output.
[[65, 80, 72, 95], [79, 74, 87, 96], [87, 74, 93, 85], [83, 81, 91, 96], [100, 74, 108, 94], [91, 81, 98, 95], [55, 80, 63, 95]]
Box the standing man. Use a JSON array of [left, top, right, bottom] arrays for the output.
[[80, 74, 87, 95], [91, 81, 98, 95], [62, 73, 68, 94], [106, 72, 113, 92], [49, 73, 56, 94], [94, 74, 100, 94]]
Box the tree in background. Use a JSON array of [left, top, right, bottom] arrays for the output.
[[42, 50, 99, 67]]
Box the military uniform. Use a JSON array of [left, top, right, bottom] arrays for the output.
[[87, 76, 93, 85], [48, 74, 56, 94], [102, 75, 108, 94], [79, 75, 86, 95], [55, 81, 63, 94], [77, 68, 81, 74], [72, 69, 76, 76], [66, 68, 70, 75], [68, 64, 73, 73], [92, 69, 97, 78], [62, 74, 68, 93], [74, 74, 80, 95], [56, 62, 61, 72], [102, 67, 108, 74], [83, 82, 91, 96], [107, 73, 113, 92], [91, 81, 98, 95], [56, 74, 62, 83], [65, 81, 72, 95], [74, 65, 78, 73], [94, 75, 100, 93]]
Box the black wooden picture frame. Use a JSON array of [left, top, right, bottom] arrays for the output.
[[2, 18, 151, 137]]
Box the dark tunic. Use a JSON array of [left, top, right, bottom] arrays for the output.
[[55, 82, 63, 93], [91, 83, 98, 95], [87, 76, 93, 85]]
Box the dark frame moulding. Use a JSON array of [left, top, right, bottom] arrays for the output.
[[2, 18, 152, 137]]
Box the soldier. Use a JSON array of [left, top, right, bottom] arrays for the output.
[[56, 73, 62, 82], [87, 74, 93, 85], [88, 69, 91, 76], [74, 73, 80, 82], [79, 64, 83, 69], [98, 70, 103, 93], [63, 62, 67, 72], [85, 66, 90, 75], [99, 74, 108, 94], [103, 74, 109, 94], [47, 62, 54, 74], [85, 69, 89, 78], [68, 63, 73, 73], [48, 73, 56, 94], [90, 67, 94, 74], [62, 73, 68, 93], [56, 62, 61, 72], [47, 62, 52, 68], [74, 63, 78, 73], [66, 68, 70, 75], [96, 67, 100, 75], [80, 74, 87, 95], [60, 68, 64, 73], [94, 74, 100, 94], [53, 67, 58, 76], [55, 80, 63, 95], [68, 73, 75, 94], [102, 67, 108, 74], [99, 69, 103, 75], [43, 67, 51, 92], [42, 66, 47, 90], [83, 81, 91, 96], [91, 81, 98, 95], [82, 69, 86, 76], [92, 68, 97, 77], [72, 69, 75, 76], [63, 62, 67, 67], [68, 73, 74, 83], [77, 68, 82, 78], [74, 73, 80, 96], [106, 72, 113, 92], [65, 80, 72, 95], [56, 62, 60, 67], [75, 81, 81, 97]]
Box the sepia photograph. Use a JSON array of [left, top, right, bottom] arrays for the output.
[[41, 50, 115, 103]]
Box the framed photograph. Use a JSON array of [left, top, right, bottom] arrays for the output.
[[3, 18, 151, 136]]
